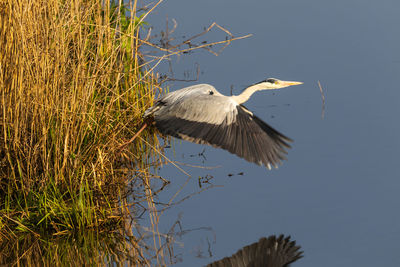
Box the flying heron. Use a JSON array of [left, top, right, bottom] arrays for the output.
[[141, 78, 302, 169]]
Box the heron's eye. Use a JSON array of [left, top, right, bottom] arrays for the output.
[[266, 78, 277, 84], [209, 91, 214, 95]]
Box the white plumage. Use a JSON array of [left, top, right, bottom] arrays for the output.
[[145, 78, 302, 169]]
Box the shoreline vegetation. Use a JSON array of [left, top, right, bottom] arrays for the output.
[[0, 0, 248, 265]]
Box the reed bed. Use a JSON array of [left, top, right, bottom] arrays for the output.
[[0, 0, 166, 265], [0, 0, 246, 265]]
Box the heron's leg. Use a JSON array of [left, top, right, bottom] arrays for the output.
[[118, 122, 148, 150]]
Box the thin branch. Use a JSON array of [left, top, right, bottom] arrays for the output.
[[317, 80, 326, 119]]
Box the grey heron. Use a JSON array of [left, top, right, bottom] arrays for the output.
[[207, 235, 303, 267], [143, 78, 302, 169]]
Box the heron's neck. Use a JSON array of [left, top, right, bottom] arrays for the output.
[[231, 83, 266, 104]]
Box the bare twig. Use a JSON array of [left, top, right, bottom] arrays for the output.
[[317, 81, 326, 119], [171, 161, 221, 170]]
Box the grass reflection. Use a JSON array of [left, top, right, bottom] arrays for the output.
[[1, 225, 146, 265]]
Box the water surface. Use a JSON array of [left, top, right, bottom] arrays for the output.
[[145, 1, 400, 266]]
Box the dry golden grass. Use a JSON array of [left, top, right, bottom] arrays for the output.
[[0, 0, 165, 265], [0, 0, 247, 265], [0, 0, 161, 190]]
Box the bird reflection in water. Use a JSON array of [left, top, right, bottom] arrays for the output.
[[207, 235, 303, 267]]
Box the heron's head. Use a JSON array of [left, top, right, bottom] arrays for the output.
[[255, 78, 303, 90]]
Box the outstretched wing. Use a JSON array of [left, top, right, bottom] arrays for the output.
[[151, 89, 292, 169]]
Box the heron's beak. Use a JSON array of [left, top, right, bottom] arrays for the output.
[[280, 81, 303, 87]]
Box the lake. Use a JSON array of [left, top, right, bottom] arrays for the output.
[[143, 0, 400, 266]]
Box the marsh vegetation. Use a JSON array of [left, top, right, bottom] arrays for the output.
[[0, 0, 244, 265], [0, 0, 170, 264]]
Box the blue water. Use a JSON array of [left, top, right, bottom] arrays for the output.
[[144, 0, 400, 266]]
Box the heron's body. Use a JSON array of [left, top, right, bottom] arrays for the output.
[[144, 79, 302, 169]]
